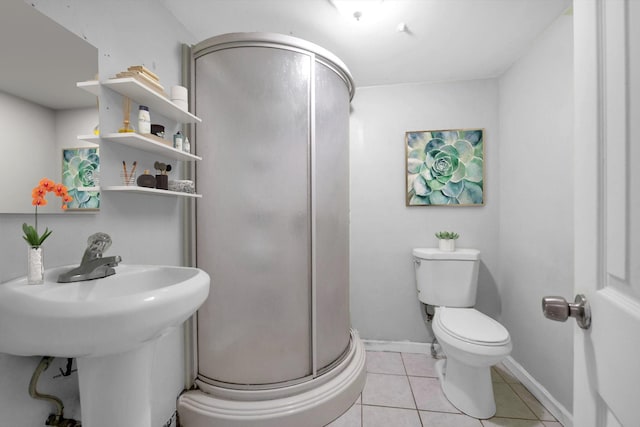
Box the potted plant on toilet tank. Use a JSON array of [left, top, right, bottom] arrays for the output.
[[435, 231, 459, 252]]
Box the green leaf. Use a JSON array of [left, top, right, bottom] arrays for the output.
[[429, 190, 450, 205], [410, 195, 429, 205], [443, 180, 464, 198], [413, 175, 431, 197], [407, 158, 424, 174], [454, 139, 474, 163], [465, 158, 484, 183], [425, 138, 445, 153], [461, 130, 483, 146], [457, 181, 483, 204], [22, 223, 52, 246], [450, 162, 466, 183]]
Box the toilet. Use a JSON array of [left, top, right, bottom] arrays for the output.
[[413, 248, 512, 419]]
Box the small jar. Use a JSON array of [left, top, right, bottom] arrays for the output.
[[173, 131, 183, 151], [136, 169, 156, 188], [138, 106, 150, 134]]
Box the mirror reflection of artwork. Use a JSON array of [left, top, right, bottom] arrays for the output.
[[406, 129, 484, 206], [62, 147, 100, 210]]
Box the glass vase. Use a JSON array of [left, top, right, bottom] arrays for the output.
[[27, 246, 44, 285]]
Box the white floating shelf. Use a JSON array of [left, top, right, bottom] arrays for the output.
[[77, 78, 201, 124], [79, 133, 202, 161], [77, 80, 100, 96], [102, 186, 202, 198]]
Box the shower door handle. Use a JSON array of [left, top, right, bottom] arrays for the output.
[[542, 294, 591, 329]]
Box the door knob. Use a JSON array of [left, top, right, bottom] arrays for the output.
[[542, 294, 591, 329]]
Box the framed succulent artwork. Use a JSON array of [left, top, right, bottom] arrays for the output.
[[405, 129, 484, 206], [62, 147, 100, 210]]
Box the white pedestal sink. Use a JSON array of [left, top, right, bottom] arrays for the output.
[[0, 264, 210, 427]]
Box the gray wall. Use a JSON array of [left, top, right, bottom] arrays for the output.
[[0, 1, 574, 423], [497, 13, 574, 411], [349, 78, 501, 343], [348, 11, 574, 414], [0, 1, 196, 425]]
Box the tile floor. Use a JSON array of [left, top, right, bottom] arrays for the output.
[[325, 351, 563, 427]]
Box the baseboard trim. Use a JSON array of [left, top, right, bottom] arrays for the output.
[[501, 356, 573, 427], [363, 339, 573, 427], [363, 339, 432, 354]]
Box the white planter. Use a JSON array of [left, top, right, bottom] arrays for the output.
[[438, 239, 456, 252]]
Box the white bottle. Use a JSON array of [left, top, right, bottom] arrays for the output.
[[138, 105, 150, 134], [183, 136, 190, 153]]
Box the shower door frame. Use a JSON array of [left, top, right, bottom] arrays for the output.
[[181, 34, 355, 390]]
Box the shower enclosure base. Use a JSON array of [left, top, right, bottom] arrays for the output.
[[177, 331, 366, 427]]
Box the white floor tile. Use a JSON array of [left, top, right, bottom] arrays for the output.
[[509, 383, 556, 422], [493, 383, 538, 420], [362, 405, 421, 427], [408, 376, 459, 413], [401, 352, 438, 377], [494, 363, 520, 383], [419, 410, 484, 426], [361, 373, 415, 409], [366, 351, 405, 375], [492, 367, 506, 383], [353, 351, 562, 427]]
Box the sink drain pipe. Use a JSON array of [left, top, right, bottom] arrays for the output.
[[29, 356, 82, 427]]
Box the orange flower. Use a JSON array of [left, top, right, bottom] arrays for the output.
[[32, 186, 47, 199], [53, 183, 68, 197], [24, 178, 70, 247], [38, 178, 55, 192], [32, 197, 47, 207]]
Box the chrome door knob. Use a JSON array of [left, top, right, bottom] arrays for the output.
[[542, 294, 591, 329]]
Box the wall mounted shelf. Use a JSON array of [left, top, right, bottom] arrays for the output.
[[77, 78, 202, 201], [79, 133, 202, 162], [77, 79, 201, 124], [102, 186, 202, 198]]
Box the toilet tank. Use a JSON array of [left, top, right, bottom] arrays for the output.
[[413, 248, 480, 307]]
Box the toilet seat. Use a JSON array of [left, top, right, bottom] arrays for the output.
[[435, 307, 510, 346]]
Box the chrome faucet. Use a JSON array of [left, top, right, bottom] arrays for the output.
[[57, 232, 122, 283]]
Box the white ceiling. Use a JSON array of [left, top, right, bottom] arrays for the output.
[[0, 0, 570, 110], [162, 0, 572, 87]]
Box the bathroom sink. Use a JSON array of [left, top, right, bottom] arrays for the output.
[[0, 264, 209, 427], [0, 264, 210, 357]]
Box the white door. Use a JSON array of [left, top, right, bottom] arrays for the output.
[[572, 1, 640, 426]]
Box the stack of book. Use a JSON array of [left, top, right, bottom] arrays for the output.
[[115, 65, 167, 97]]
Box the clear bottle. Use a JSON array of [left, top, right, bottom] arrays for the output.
[[138, 105, 150, 134], [183, 136, 190, 153]]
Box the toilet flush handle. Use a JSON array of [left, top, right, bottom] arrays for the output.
[[542, 294, 591, 329]]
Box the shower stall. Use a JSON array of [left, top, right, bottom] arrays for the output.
[[178, 33, 366, 427]]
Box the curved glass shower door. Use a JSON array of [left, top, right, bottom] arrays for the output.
[[195, 47, 313, 385], [180, 33, 364, 427]]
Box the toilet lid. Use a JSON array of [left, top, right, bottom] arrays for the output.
[[436, 307, 510, 346]]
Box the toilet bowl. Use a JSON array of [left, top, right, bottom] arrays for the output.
[[432, 306, 512, 419], [412, 248, 512, 419]]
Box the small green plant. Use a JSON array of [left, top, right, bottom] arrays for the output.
[[435, 231, 459, 240]]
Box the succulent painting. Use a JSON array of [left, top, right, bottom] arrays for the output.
[[62, 147, 100, 209], [406, 129, 484, 206]]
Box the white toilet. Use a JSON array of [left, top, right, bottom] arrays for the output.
[[413, 248, 512, 419]]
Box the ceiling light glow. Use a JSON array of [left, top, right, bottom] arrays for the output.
[[329, 0, 384, 22]]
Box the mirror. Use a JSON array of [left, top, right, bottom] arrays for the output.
[[0, 0, 98, 213]]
